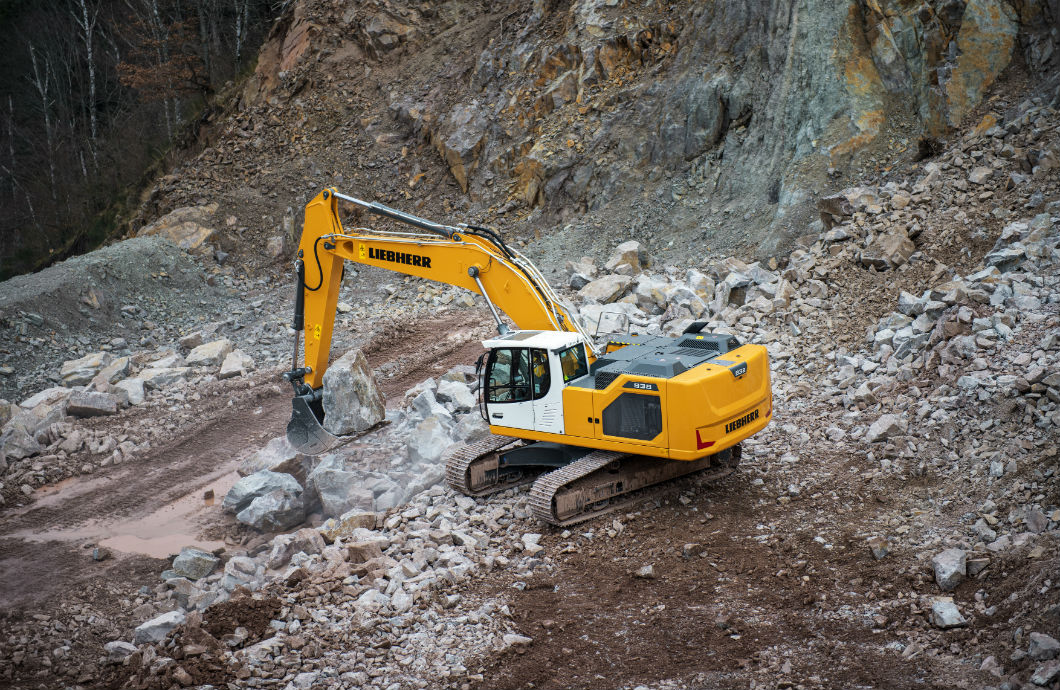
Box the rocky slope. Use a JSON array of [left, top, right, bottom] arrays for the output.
[[128, 0, 1058, 273], [0, 90, 1057, 690]]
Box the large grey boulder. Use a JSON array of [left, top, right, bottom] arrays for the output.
[[0, 426, 42, 460], [1029, 633, 1060, 661], [140, 367, 190, 389], [236, 489, 305, 532], [218, 350, 255, 379], [66, 391, 120, 417], [931, 548, 967, 591], [223, 470, 303, 514], [19, 386, 72, 410], [266, 527, 326, 570], [930, 598, 967, 629], [407, 416, 454, 465], [859, 231, 915, 270], [604, 240, 650, 273], [132, 610, 185, 645], [435, 379, 475, 413], [60, 352, 111, 386], [171, 547, 219, 580], [322, 349, 385, 435], [186, 338, 233, 367], [307, 455, 374, 518], [579, 274, 632, 303], [865, 414, 905, 443], [239, 437, 310, 484], [103, 640, 138, 664], [115, 378, 146, 406]]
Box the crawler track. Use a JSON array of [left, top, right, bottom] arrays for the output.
[[529, 445, 741, 526], [444, 435, 529, 496]]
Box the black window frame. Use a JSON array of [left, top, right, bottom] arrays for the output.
[[530, 348, 550, 400], [486, 348, 531, 404]]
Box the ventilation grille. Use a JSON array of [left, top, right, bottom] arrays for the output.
[[678, 338, 721, 350], [594, 370, 621, 390]]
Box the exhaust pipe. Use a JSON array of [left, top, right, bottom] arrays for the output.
[[283, 258, 340, 454]]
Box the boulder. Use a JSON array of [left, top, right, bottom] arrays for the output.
[[185, 338, 233, 367], [132, 610, 186, 645], [219, 350, 255, 379], [307, 456, 375, 519], [239, 437, 310, 484], [604, 240, 649, 274], [860, 232, 915, 270], [319, 510, 380, 543], [865, 414, 905, 443], [114, 378, 146, 405], [930, 598, 967, 629], [95, 357, 132, 385], [236, 489, 305, 532], [931, 548, 967, 591], [137, 203, 218, 252], [66, 391, 120, 417], [140, 367, 190, 389], [407, 415, 454, 465], [223, 470, 303, 514], [436, 379, 475, 413], [19, 387, 73, 410], [171, 547, 220, 580], [60, 352, 111, 386], [266, 527, 326, 569], [1029, 633, 1060, 661], [0, 426, 42, 460], [579, 274, 633, 303], [103, 640, 138, 664], [321, 349, 385, 435]]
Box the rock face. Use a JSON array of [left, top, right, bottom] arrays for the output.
[[322, 349, 386, 435]]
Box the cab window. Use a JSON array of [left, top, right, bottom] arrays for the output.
[[558, 345, 588, 383], [487, 348, 530, 403], [531, 349, 550, 400]]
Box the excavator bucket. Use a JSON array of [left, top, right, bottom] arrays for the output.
[[285, 393, 342, 455]]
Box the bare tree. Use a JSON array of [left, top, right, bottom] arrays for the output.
[[73, 0, 101, 168], [28, 44, 58, 199]]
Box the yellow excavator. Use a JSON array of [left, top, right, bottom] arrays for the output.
[[283, 188, 773, 525]]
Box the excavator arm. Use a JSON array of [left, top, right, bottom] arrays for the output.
[[291, 189, 592, 389]]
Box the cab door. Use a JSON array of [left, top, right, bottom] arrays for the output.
[[484, 347, 535, 430]]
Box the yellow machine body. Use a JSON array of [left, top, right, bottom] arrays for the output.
[[286, 188, 772, 462]]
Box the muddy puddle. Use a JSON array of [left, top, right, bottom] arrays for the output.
[[12, 471, 240, 560]]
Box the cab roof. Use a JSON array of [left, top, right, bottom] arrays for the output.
[[481, 330, 584, 351]]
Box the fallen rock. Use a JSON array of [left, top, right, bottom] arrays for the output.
[[865, 414, 905, 443], [236, 488, 305, 532], [133, 610, 186, 645], [185, 338, 233, 367], [407, 416, 454, 465], [604, 240, 649, 273], [239, 436, 308, 483], [931, 548, 967, 591], [140, 367, 190, 389], [103, 640, 138, 664], [319, 510, 379, 543], [19, 386, 73, 410], [66, 391, 120, 417], [60, 352, 111, 386], [218, 350, 255, 379], [929, 598, 967, 629], [1029, 632, 1060, 661], [114, 378, 145, 405], [307, 456, 375, 518], [860, 231, 915, 270], [579, 274, 633, 303], [171, 547, 220, 580], [322, 349, 386, 435], [266, 527, 326, 569], [223, 470, 303, 514], [1031, 659, 1060, 686], [137, 203, 218, 252]]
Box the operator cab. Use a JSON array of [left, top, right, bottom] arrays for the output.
[[479, 330, 588, 434]]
